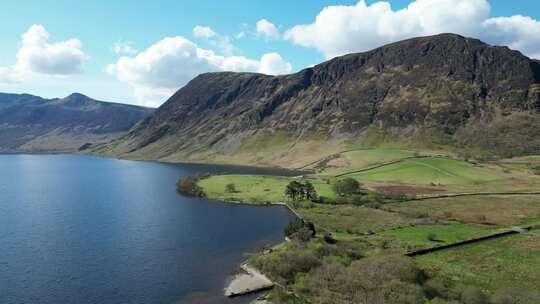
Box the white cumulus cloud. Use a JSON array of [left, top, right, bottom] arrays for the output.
[[193, 26, 217, 38], [256, 19, 280, 40], [16, 24, 87, 75], [259, 53, 292, 75], [108, 36, 292, 107], [284, 0, 540, 60], [482, 15, 540, 59], [0, 24, 87, 84], [112, 40, 138, 54], [192, 25, 234, 54], [284, 0, 490, 59]]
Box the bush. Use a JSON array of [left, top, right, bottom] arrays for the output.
[[530, 165, 540, 176], [176, 175, 205, 197], [225, 183, 236, 193], [374, 191, 412, 203], [461, 286, 489, 304], [427, 299, 461, 304], [423, 277, 460, 300], [303, 255, 425, 304], [253, 249, 321, 284], [323, 232, 337, 244], [491, 287, 540, 304], [290, 227, 314, 243], [284, 218, 305, 237], [381, 280, 426, 304], [332, 178, 362, 196], [427, 233, 438, 242]]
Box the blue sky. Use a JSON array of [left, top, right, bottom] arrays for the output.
[[1, 0, 540, 107]]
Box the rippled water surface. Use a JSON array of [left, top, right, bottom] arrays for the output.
[[0, 154, 295, 304]]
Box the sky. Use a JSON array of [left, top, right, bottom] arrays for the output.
[[1, 0, 540, 107]]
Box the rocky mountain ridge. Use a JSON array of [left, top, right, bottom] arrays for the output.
[[0, 92, 153, 152], [95, 34, 540, 167]]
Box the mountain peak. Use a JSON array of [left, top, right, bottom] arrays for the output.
[[65, 92, 89, 99], [98, 34, 540, 163]]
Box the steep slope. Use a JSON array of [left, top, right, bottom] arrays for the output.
[[97, 34, 540, 167], [0, 93, 153, 152]]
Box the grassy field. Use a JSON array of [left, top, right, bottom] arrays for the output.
[[295, 204, 411, 235], [317, 148, 418, 174], [386, 195, 540, 226], [198, 174, 337, 204], [194, 150, 540, 300], [417, 229, 540, 293], [346, 157, 504, 186], [374, 223, 499, 252]]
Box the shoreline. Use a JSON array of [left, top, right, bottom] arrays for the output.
[[224, 263, 274, 298]]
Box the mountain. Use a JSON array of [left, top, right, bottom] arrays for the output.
[[95, 34, 540, 167], [0, 93, 153, 153]]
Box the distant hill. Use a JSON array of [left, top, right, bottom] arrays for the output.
[[95, 34, 540, 167], [0, 92, 153, 153]]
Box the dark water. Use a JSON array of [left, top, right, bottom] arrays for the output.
[[0, 154, 296, 304]]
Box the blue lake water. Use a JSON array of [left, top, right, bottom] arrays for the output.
[[0, 154, 296, 304]]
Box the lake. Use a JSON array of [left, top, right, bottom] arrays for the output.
[[0, 154, 296, 304]]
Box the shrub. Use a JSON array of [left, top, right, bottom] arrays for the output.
[[530, 165, 540, 176], [461, 286, 489, 304], [284, 218, 305, 237], [225, 183, 236, 193], [254, 250, 321, 284], [491, 287, 540, 304], [381, 280, 426, 304], [374, 191, 412, 203], [290, 227, 314, 243], [332, 178, 362, 196], [303, 255, 425, 304], [427, 233, 438, 242], [349, 255, 423, 287], [427, 299, 461, 304], [323, 232, 337, 244], [423, 277, 460, 300], [176, 175, 205, 197]]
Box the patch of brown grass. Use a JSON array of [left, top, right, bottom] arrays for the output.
[[386, 195, 540, 226]]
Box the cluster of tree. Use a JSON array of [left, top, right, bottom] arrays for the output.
[[285, 180, 317, 201], [332, 177, 363, 196], [176, 175, 205, 197], [259, 243, 540, 304], [284, 218, 316, 242]]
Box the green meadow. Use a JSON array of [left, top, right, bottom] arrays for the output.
[[345, 157, 503, 186], [195, 147, 540, 299]]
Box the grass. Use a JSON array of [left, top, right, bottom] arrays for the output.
[[195, 151, 540, 298], [198, 174, 337, 204], [376, 223, 499, 252], [347, 157, 504, 186], [386, 195, 540, 226], [417, 230, 540, 292], [320, 148, 418, 175], [296, 204, 411, 234]]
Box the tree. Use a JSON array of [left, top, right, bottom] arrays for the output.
[[176, 175, 205, 197], [284, 217, 305, 237], [333, 178, 361, 196], [304, 181, 318, 201], [285, 180, 318, 201], [225, 183, 236, 193]]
